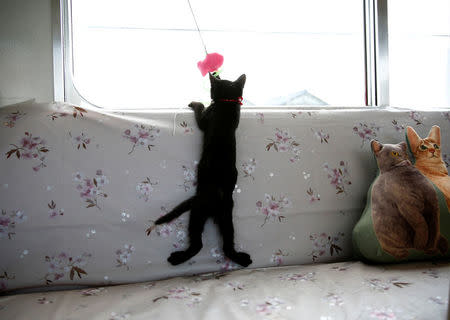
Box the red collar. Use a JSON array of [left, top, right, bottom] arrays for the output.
[[217, 96, 243, 105]]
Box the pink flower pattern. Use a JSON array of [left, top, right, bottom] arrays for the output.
[[153, 287, 202, 307], [323, 161, 351, 194], [307, 188, 321, 203], [256, 194, 291, 227], [152, 207, 187, 249], [179, 163, 197, 192], [3, 110, 26, 128], [312, 128, 330, 143], [410, 111, 424, 125], [123, 124, 160, 155], [325, 293, 344, 306], [115, 244, 135, 270], [279, 272, 316, 282], [109, 312, 131, 320], [37, 297, 53, 304], [5, 132, 49, 171], [49, 111, 69, 121], [428, 296, 447, 305], [47, 201, 64, 218], [256, 112, 264, 124], [0, 281, 6, 292], [81, 287, 107, 296], [0, 209, 27, 239], [0, 271, 14, 292], [73, 170, 109, 209], [271, 249, 289, 266], [422, 269, 439, 279], [309, 232, 344, 262], [48, 105, 87, 121], [226, 281, 245, 291], [391, 120, 405, 132], [241, 158, 257, 180], [69, 132, 91, 150], [369, 307, 396, 320], [353, 123, 381, 147], [365, 278, 411, 292], [210, 247, 241, 271], [44, 252, 91, 284], [179, 121, 194, 134], [266, 128, 301, 163], [256, 297, 286, 316], [136, 177, 158, 202]]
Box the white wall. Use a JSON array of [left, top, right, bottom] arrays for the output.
[[0, 0, 54, 106]]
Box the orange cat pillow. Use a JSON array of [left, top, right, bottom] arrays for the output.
[[407, 125, 450, 210]]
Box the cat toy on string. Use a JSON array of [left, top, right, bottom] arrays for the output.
[[187, 0, 224, 77], [172, 0, 224, 136]]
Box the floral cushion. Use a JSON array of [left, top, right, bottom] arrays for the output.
[[1, 101, 450, 291], [0, 261, 449, 319]]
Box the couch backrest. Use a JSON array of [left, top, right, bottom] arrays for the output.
[[1, 101, 449, 291]]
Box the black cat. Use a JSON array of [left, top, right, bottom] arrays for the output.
[[148, 73, 252, 267]]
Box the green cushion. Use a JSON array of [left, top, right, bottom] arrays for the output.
[[353, 177, 450, 263]]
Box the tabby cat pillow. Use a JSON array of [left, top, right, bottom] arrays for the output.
[[352, 133, 450, 263]]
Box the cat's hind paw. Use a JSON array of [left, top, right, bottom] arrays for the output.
[[167, 251, 190, 265], [227, 251, 252, 267]]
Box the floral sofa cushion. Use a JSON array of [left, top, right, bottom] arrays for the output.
[[0, 261, 449, 319], [1, 101, 449, 291]]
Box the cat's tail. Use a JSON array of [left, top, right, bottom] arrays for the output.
[[154, 197, 195, 225]]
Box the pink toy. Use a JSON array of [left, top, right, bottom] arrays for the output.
[[197, 53, 224, 76]]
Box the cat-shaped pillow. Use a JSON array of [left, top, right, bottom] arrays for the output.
[[352, 139, 450, 263], [406, 125, 450, 210]]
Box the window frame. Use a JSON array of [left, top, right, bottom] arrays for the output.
[[52, 0, 390, 109], [364, 0, 389, 107]]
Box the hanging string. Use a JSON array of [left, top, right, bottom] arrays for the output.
[[187, 0, 208, 55], [173, 0, 209, 136]]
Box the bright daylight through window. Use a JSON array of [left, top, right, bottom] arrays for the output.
[[69, 0, 365, 109], [388, 0, 450, 108]]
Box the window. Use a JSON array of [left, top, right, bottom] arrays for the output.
[[388, 0, 450, 108], [60, 0, 365, 109], [55, 0, 450, 109]]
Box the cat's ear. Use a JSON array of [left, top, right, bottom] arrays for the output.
[[427, 125, 441, 145], [371, 139, 383, 155], [234, 74, 246, 88], [406, 126, 421, 151], [209, 73, 218, 86]]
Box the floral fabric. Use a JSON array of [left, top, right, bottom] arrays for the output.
[[0, 261, 449, 319], [1, 100, 449, 291]]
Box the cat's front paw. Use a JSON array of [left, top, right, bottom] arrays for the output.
[[188, 102, 204, 111]]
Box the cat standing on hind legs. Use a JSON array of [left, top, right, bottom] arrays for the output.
[[147, 73, 252, 267]]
